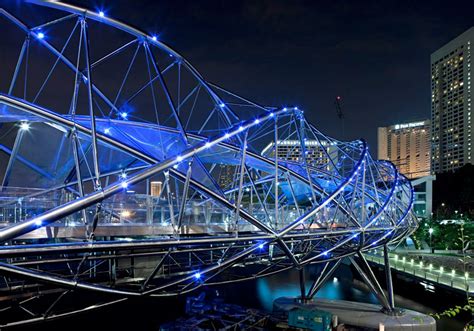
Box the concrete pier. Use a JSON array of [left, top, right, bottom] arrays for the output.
[[273, 297, 436, 331]]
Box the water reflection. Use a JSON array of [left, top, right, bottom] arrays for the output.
[[256, 266, 378, 311]]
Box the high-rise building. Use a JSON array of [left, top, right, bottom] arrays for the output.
[[431, 27, 474, 173], [217, 164, 235, 189], [378, 120, 431, 179], [377, 121, 434, 218], [150, 181, 162, 197]]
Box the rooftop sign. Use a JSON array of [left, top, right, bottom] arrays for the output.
[[393, 121, 426, 130]]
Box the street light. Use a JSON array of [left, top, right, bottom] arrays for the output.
[[429, 228, 434, 254]]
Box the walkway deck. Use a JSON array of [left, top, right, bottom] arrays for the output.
[[366, 252, 474, 295]]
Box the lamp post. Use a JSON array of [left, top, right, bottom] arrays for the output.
[[429, 228, 434, 254], [437, 202, 445, 219]]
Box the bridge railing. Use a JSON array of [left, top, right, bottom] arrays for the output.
[[366, 252, 472, 294], [2, 189, 342, 233]]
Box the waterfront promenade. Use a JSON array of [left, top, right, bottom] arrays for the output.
[[367, 250, 474, 295]]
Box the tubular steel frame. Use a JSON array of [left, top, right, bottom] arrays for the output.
[[0, 1, 418, 326]]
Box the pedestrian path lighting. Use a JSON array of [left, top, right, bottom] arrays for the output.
[[429, 228, 434, 253]]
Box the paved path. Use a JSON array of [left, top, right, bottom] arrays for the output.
[[366, 252, 474, 294]]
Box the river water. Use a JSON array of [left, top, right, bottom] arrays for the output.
[[15, 264, 468, 331], [214, 264, 466, 331]]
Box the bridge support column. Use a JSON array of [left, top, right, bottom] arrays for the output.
[[383, 245, 395, 310], [350, 255, 391, 312], [307, 259, 342, 300], [299, 267, 306, 303]]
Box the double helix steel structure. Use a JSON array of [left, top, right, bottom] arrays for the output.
[[0, 1, 417, 325]]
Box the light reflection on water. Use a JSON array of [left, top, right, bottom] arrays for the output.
[[248, 264, 464, 331], [256, 268, 378, 311]]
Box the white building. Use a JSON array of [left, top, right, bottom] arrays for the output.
[[261, 140, 338, 170]]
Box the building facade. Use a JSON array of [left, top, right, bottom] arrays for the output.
[[261, 140, 338, 170], [412, 175, 435, 219], [378, 120, 431, 179], [431, 27, 474, 173], [217, 164, 235, 189], [150, 181, 162, 197]]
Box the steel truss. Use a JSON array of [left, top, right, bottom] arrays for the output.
[[0, 1, 417, 326]]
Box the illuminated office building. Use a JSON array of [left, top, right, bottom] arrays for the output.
[[261, 140, 338, 169], [431, 27, 474, 173], [377, 120, 431, 179]]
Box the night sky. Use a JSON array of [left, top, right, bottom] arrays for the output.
[[3, 0, 474, 152]]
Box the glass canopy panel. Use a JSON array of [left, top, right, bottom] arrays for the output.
[[7, 119, 74, 189]]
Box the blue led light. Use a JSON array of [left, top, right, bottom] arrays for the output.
[[0, 5, 417, 285]]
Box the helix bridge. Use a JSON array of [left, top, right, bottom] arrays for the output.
[[0, 1, 418, 326]]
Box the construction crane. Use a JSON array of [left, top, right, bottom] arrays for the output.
[[334, 96, 345, 139]]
